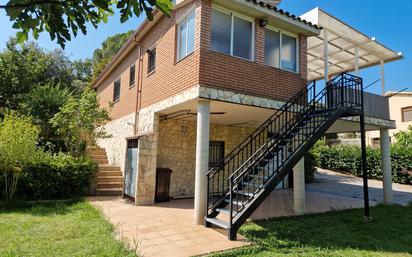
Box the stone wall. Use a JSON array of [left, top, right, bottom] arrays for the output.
[[135, 115, 159, 205], [157, 119, 255, 198], [97, 112, 135, 171]]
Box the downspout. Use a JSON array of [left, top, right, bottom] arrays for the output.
[[133, 36, 144, 136]]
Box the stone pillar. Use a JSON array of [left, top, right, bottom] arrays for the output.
[[135, 114, 159, 206], [293, 158, 305, 215], [194, 100, 210, 225], [380, 128, 393, 204]]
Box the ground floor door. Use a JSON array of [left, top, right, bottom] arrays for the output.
[[124, 139, 138, 200]]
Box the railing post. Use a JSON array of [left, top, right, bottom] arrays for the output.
[[340, 74, 345, 107], [229, 177, 233, 236], [205, 173, 211, 227]]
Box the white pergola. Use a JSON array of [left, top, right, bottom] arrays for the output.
[[301, 7, 403, 95]]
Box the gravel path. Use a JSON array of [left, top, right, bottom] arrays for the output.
[[306, 168, 412, 206]]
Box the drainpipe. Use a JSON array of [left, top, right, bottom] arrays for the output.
[[133, 36, 144, 136]]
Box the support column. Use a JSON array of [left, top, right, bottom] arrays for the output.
[[323, 29, 329, 83], [354, 47, 359, 76], [360, 114, 370, 217], [380, 60, 385, 95], [293, 158, 305, 215], [194, 100, 210, 225], [380, 128, 393, 204]]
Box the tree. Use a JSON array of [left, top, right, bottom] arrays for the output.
[[2, 0, 174, 48], [0, 111, 40, 201], [92, 30, 133, 79], [20, 83, 72, 139], [50, 86, 111, 157], [394, 125, 412, 149], [0, 39, 92, 110]]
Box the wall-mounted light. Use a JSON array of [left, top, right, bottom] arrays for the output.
[[259, 18, 269, 28]]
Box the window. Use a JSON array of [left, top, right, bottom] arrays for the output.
[[211, 7, 253, 60], [264, 28, 298, 72], [129, 64, 135, 87], [402, 106, 412, 122], [178, 12, 195, 60], [209, 141, 225, 168], [147, 48, 156, 74], [113, 79, 121, 102]]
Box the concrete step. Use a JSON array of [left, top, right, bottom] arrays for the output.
[[90, 153, 107, 158], [97, 176, 123, 183], [95, 159, 108, 164], [91, 154, 107, 159], [98, 165, 121, 171], [97, 171, 122, 177], [98, 182, 124, 189], [96, 188, 123, 196]]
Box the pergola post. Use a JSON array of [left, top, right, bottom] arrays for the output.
[[323, 29, 329, 83], [354, 47, 359, 76], [380, 128, 393, 204], [380, 60, 385, 95]]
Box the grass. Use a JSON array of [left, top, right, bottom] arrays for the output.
[[0, 200, 136, 257], [210, 204, 412, 257]]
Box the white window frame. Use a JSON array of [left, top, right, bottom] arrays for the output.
[[177, 11, 196, 61], [265, 25, 299, 73], [211, 5, 255, 61]]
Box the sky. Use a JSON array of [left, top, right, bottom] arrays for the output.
[[0, 0, 411, 95]]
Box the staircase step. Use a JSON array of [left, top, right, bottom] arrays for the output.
[[96, 188, 123, 196], [224, 198, 249, 206], [94, 158, 108, 164], [205, 218, 230, 230], [98, 182, 124, 189], [216, 208, 238, 216], [91, 154, 107, 158], [98, 165, 121, 171], [97, 171, 122, 177], [97, 176, 123, 182]]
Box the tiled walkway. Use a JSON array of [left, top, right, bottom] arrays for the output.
[[89, 197, 247, 257], [89, 169, 412, 257]]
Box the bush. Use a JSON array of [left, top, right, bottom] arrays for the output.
[[305, 152, 316, 183], [317, 145, 412, 185], [1, 153, 97, 201]]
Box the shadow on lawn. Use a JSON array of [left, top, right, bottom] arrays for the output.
[[243, 203, 412, 255], [0, 199, 83, 216]]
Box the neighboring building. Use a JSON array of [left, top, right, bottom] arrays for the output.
[[367, 91, 412, 146], [93, 0, 402, 239]]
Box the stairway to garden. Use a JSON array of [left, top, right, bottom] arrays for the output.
[[88, 147, 124, 196]]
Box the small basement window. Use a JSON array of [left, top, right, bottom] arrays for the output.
[[113, 78, 121, 102], [147, 48, 156, 74], [402, 106, 412, 122]]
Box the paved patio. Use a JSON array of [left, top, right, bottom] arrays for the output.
[[89, 169, 412, 257]]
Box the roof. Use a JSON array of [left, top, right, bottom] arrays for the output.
[[301, 7, 403, 81], [245, 0, 320, 30], [386, 91, 412, 97]]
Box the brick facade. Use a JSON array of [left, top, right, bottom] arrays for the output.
[[95, 0, 308, 120], [198, 0, 308, 103]]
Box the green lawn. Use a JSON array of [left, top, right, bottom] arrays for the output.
[[211, 204, 412, 257], [0, 200, 136, 257]]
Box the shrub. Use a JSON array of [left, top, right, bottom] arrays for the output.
[[317, 145, 412, 185], [17, 153, 97, 200], [304, 152, 316, 183], [1, 153, 97, 201], [0, 111, 40, 201]]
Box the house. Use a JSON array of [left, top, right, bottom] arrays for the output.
[[92, 0, 403, 239], [367, 91, 412, 146]]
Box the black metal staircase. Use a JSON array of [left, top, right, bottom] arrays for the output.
[[205, 73, 364, 240]]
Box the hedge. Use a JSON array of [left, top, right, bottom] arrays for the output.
[[1, 154, 97, 201], [317, 145, 412, 185]]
